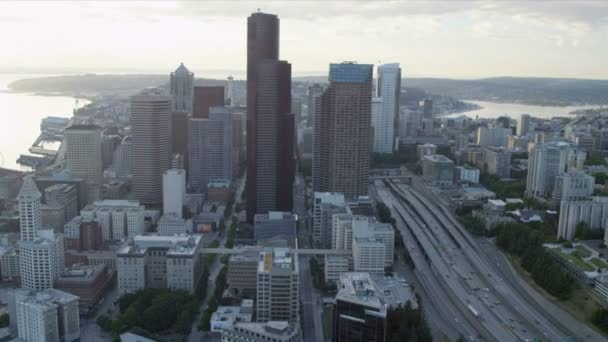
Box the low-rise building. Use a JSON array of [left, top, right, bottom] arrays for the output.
[[207, 179, 232, 203], [221, 321, 300, 342], [55, 264, 114, 314], [210, 300, 253, 332], [456, 166, 480, 184], [544, 243, 608, 285], [253, 212, 296, 244], [0, 246, 20, 280], [157, 214, 193, 236], [116, 234, 203, 294], [324, 254, 351, 284], [422, 154, 454, 186]]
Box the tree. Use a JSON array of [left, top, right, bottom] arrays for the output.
[[593, 172, 608, 185], [385, 303, 433, 342], [0, 313, 8, 328], [574, 221, 591, 240], [590, 308, 608, 334]]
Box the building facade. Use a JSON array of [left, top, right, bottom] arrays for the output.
[[193, 86, 225, 119], [313, 63, 373, 198], [65, 125, 103, 204], [246, 12, 294, 222], [170, 63, 194, 113], [130, 88, 172, 206], [256, 249, 299, 323], [375, 63, 401, 153]]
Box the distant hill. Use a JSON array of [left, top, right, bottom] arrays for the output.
[[9, 74, 608, 106], [405, 77, 608, 106]]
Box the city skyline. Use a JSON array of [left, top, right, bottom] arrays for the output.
[[1, 1, 607, 79]]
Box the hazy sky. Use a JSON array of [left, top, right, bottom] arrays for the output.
[[1, 1, 607, 79]]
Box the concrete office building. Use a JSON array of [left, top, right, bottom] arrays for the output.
[[456, 166, 480, 184], [552, 171, 595, 201], [246, 12, 295, 222], [375, 63, 401, 153], [117, 234, 203, 294], [419, 99, 433, 136], [313, 63, 372, 198], [170, 63, 194, 113], [352, 220, 394, 274], [193, 86, 225, 119], [171, 111, 190, 170], [41, 204, 65, 233], [476, 126, 510, 147], [17, 177, 65, 291], [526, 142, 586, 198], [80, 200, 145, 241], [292, 97, 303, 124], [256, 248, 299, 323], [307, 83, 324, 128], [483, 146, 512, 178], [45, 183, 79, 223], [188, 107, 234, 194], [210, 300, 254, 332], [228, 250, 260, 298], [518, 114, 531, 136], [0, 246, 20, 280], [422, 154, 454, 186], [221, 321, 300, 342], [417, 143, 437, 161], [557, 197, 608, 240], [55, 264, 113, 314], [157, 213, 192, 236], [313, 192, 347, 248], [64, 217, 103, 251], [101, 135, 120, 170], [333, 273, 387, 342], [130, 88, 172, 206], [254, 211, 297, 243], [325, 254, 351, 284], [163, 169, 186, 217], [65, 125, 103, 204], [112, 136, 133, 179], [13, 288, 80, 342]]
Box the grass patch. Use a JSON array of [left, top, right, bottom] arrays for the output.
[[322, 304, 333, 342], [557, 249, 594, 272], [507, 255, 606, 332], [590, 258, 608, 269], [574, 245, 592, 259]]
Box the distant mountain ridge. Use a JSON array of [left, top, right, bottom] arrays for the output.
[[8, 74, 608, 106], [293, 76, 608, 106]]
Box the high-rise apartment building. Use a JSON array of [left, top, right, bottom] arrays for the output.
[[518, 114, 531, 136], [170, 63, 194, 113], [552, 171, 595, 201], [193, 86, 225, 119], [246, 12, 294, 222], [256, 248, 299, 323], [313, 63, 373, 198], [526, 141, 586, 198], [483, 146, 511, 178], [17, 177, 65, 291], [375, 63, 401, 153], [420, 98, 434, 136], [130, 88, 172, 206], [65, 125, 103, 204], [558, 196, 608, 240], [163, 169, 186, 217]]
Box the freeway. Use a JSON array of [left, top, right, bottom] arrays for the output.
[[376, 179, 605, 341]]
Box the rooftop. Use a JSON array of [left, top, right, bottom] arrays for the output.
[[370, 274, 418, 309], [65, 124, 102, 131], [329, 62, 373, 84], [15, 288, 78, 309], [118, 234, 202, 257], [423, 154, 454, 163], [336, 272, 386, 312]]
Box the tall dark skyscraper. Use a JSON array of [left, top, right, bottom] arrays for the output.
[[313, 62, 373, 198], [246, 12, 294, 223]]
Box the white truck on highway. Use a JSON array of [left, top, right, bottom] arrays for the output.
[[468, 304, 480, 318]]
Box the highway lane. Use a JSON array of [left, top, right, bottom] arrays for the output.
[[375, 183, 486, 341], [390, 180, 605, 341]]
